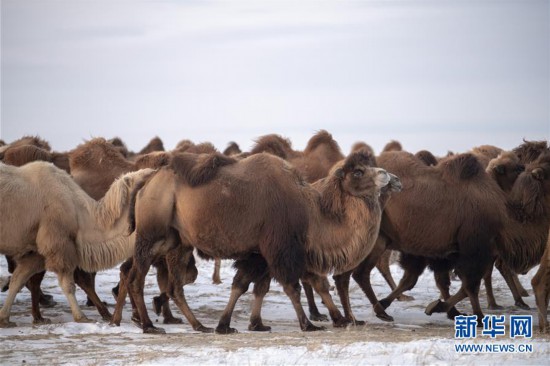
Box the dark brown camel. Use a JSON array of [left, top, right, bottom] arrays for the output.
[[349, 151, 508, 325], [121, 150, 391, 334], [532, 228, 550, 333]]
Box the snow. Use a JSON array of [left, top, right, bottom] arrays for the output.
[[0, 257, 548, 365]]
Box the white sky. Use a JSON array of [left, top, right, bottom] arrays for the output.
[[1, 0, 549, 155]]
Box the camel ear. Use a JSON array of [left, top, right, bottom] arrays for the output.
[[494, 165, 505, 175], [334, 168, 345, 179], [532, 168, 545, 181], [123, 176, 131, 185]]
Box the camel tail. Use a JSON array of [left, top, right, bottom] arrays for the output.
[[260, 194, 308, 285]]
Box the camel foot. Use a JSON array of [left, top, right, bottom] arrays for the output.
[[515, 300, 530, 310], [216, 325, 238, 334], [378, 298, 392, 310], [446, 307, 465, 320], [374, 302, 394, 322], [488, 303, 504, 310], [32, 317, 52, 325], [309, 312, 329, 322], [101, 313, 113, 322], [131, 315, 142, 328], [39, 294, 57, 308], [397, 294, 415, 302], [333, 318, 352, 328], [425, 299, 447, 316], [248, 323, 271, 332], [194, 324, 214, 333], [344, 318, 366, 326], [143, 325, 166, 334], [0, 319, 16, 328], [163, 316, 183, 325], [75, 316, 94, 324], [212, 279, 222, 285], [302, 323, 325, 332], [110, 319, 121, 327]]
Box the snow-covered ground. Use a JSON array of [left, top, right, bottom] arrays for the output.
[[1, 256, 548, 365]]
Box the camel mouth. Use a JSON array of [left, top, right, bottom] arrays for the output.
[[375, 169, 390, 188], [388, 173, 402, 192]]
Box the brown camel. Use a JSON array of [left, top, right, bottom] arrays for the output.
[[251, 132, 411, 319], [532, 228, 550, 333], [0, 161, 155, 327], [122, 150, 391, 334], [349, 151, 508, 325], [69, 138, 187, 325]]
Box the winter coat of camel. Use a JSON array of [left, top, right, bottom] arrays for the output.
[[122, 151, 391, 334], [353, 151, 508, 325], [0, 161, 155, 327]]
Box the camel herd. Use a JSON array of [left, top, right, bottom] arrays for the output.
[[0, 133, 549, 334]]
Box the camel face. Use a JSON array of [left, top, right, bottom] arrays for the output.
[[335, 152, 391, 197], [487, 152, 525, 192]]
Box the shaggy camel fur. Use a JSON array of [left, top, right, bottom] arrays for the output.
[[491, 149, 550, 313], [382, 140, 402, 152], [0, 161, 154, 326], [532, 228, 550, 333], [123, 151, 390, 334], [2, 145, 70, 173], [223, 142, 242, 156], [351, 151, 507, 325], [69, 138, 186, 324]]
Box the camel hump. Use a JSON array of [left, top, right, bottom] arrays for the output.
[[513, 139, 548, 164], [170, 152, 237, 187], [223, 141, 241, 156], [382, 140, 402, 152], [440, 153, 482, 180], [304, 130, 341, 155], [250, 134, 293, 159], [3, 145, 52, 167], [139, 136, 165, 154], [415, 150, 438, 166]]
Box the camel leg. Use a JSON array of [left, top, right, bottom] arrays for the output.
[[152, 259, 182, 325], [531, 254, 549, 333], [27, 272, 51, 325], [425, 286, 468, 318], [495, 260, 529, 309], [334, 270, 365, 325], [513, 273, 529, 297], [379, 254, 427, 310], [281, 282, 325, 332], [0, 255, 44, 327], [248, 272, 272, 331], [127, 252, 162, 334], [433, 269, 464, 319], [84, 272, 98, 307], [351, 239, 394, 322], [57, 271, 91, 323], [483, 262, 502, 310], [73, 268, 112, 321], [303, 281, 328, 321], [212, 258, 222, 284], [216, 264, 254, 334], [111, 259, 132, 326], [376, 250, 414, 301], [303, 273, 347, 328], [165, 247, 212, 333]]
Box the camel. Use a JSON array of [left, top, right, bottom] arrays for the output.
[[0, 161, 155, 327], [69, 138, 187, 324], [122, 150, 391, 334], [348, 151, 508, 325], [223, 142, 242, 156], [2, 144, 70, 173], [250, 132, 411, 320], [532, 228, 550, 333]]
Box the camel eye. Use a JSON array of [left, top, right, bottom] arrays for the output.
[[516, 165, 525, 173], [353, 170, 363, 178]]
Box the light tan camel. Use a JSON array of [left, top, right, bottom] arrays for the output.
[[0, 161, 154, 327]]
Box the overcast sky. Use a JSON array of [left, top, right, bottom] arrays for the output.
[[1, 0, 549, 155]]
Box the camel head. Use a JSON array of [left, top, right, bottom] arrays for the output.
[[508, 148, 550, 222], [513, 139, 548, 165], [333, 151, 392, 197], [120, 168, 156, 191], [487, 151, 525, 192]]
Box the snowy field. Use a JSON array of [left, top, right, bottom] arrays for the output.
[[0, 255, 548, 365]]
